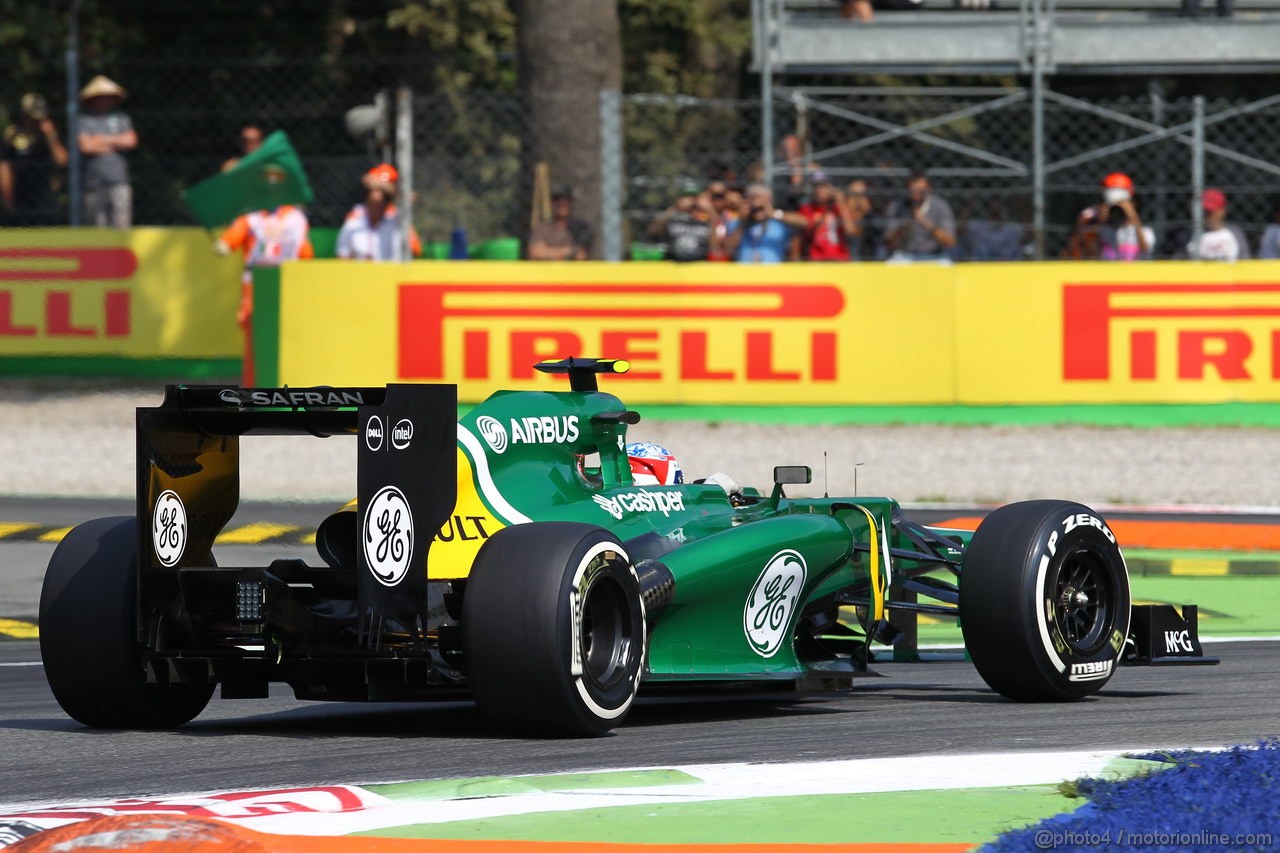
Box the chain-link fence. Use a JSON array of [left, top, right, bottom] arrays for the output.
[[622, 87, 1280, 259], [0, 55, 403, 230], [5, 51, 1280, 260]]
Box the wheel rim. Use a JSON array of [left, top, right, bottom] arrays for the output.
[[1052, 547, 1115, 656], [579, 570, 635, 693]]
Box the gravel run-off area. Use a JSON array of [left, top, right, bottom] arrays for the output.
[[1, 380, 1277, 509]]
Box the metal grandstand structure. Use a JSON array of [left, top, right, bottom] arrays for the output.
[[752, 0, 1280, 256]]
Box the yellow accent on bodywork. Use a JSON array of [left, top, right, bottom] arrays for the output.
[[850, 505, 887, 624], [426, 447, 507, 579]]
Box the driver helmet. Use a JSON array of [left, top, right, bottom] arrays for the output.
[[626, 441, 684, 486]]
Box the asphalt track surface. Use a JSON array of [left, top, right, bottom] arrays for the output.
[[2, 497, 1278, 806]]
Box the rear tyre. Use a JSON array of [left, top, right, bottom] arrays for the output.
[[39, 517, 214, 728], [960, 501, 1130, 701], [462, 523, 645, 736]]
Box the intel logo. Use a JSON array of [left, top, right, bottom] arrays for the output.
[[392, 418, 414, 450]]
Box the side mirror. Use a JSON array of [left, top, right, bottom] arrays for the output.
[[769, 466, 811, 511], [773, 465, 812, 486]]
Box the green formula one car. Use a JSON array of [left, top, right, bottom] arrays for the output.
[[40, 358, 1214, 737]]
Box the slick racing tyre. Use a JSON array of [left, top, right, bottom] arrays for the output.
[[960, 501, 1130, 701], [40, 517, 214, 728], [463, 523, 645, 737]]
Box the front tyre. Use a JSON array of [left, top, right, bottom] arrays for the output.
[[462, 523, 645, 736], [960, 501, 1130, 701], [39, 517, 214, 728]]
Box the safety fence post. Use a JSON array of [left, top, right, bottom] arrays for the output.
[[599, 89, 624, 261]]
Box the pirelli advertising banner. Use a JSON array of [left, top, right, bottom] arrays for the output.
[[263, 259, 1280, 405], [953, 261, 1280, 404], [0, 228, 241, 376], [261, 261, 956, 405]]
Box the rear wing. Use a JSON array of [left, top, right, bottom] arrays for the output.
[[136, 384, 457, 647]]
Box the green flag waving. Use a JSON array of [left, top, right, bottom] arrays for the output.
[[183, 130, 314, 228]]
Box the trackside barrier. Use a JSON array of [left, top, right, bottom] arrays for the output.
[[257, 259, 1280, 405], [0, 228, 241, 378]]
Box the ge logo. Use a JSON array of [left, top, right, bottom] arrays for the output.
[[477, 416, 508, 454], [363, 486, 414, 587], [152, 490, 187, 567]]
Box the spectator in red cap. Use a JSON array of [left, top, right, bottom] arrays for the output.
[[1064, 172, 1153, 260], [1187, 188, 1249, 261], [364, 163, 398, 187], [337, 164, 422, 261]]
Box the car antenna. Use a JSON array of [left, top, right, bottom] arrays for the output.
[[823, 451, 829, 498], [854, 461, 864, 496]]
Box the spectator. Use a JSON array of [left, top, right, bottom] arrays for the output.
[[1186, 188, 1249, 261], [1064, 173, 1154, 261], [839, 0, 925, 23], [965, 200, 1026, 260], [215, 206, 314, 385], [883, 171, 957, 262], [797, 172, 857, 261], [0, 93, 68, 226], [221, 124, 264, 173], [1258, 199, 1280, 259], [712, 183, 807, 264], [528, 186, 593, 260], [705, 180, 741, 261], [840, 0, 874, 20], [779, 134, 808, 209], [337, 164, 422, 261], [78, 75, 137, 228], [647, 181, 713, 261], [844, 178, 873, 260]]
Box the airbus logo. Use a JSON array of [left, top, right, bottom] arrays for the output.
[[476, 416, 508, 453]]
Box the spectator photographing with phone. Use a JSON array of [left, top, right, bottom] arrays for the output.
[[1065, 172, 1154, 261], [712, 183, 807, 263], [798, 172, 858, 261]]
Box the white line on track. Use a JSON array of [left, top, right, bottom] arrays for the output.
[[0, 661, 41, 667]]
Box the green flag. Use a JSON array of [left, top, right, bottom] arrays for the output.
[[183, 130, 314, 228]]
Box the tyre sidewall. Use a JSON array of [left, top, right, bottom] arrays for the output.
[[962, 501, 1131, 701], [1019, 506, 1130, 697], [552, 536, 645, 727], [463, 523, 645, 736]]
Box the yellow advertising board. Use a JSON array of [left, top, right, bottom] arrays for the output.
[[269, 261, 957, 405], [0, 228, 241, 375], [955, 261, 1280, 403], [264, 259, 1280, 405]]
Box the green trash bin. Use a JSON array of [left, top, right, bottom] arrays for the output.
[[475, 237, 522, 260], [422, 241, 450, 260], [309, 227, 339, 259], [630, 242, 666, 261]]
